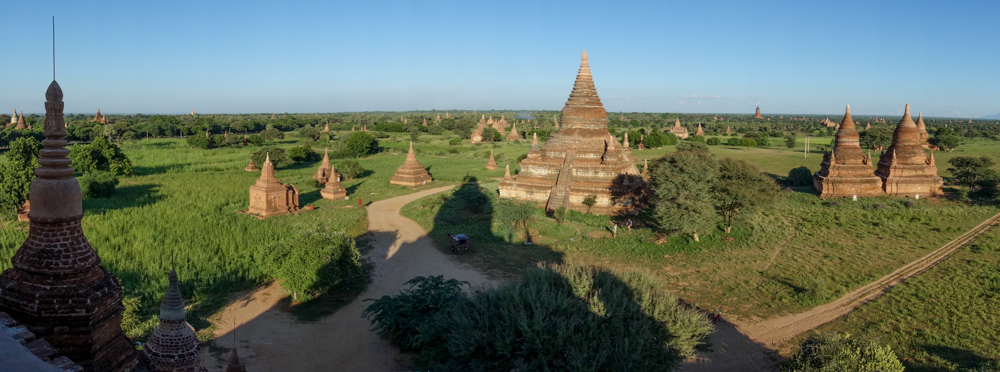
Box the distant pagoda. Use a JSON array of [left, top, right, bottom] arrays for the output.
[[812, 105, 884, 198], [695, 123, 704, 136], [244, 157, 259, 172], [915, 112, 930, 148], [143, 269, 205, 372], [389, 142, 433, 187], [506, 122, 523, 141], [754, 106, 763, 119], [15, 110, 27, 129], [247, 154, 300, 218], [499, 51, 641, 215], [0, 80, 138, 371], [874, 104, 943, 198], [485, 150, 498, 170], [669, 117, 689, 139], [313, 149, 334, 184]]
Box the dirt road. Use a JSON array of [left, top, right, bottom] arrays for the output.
[[202, 185, 493, 371], [742, 210, 1000, 346]]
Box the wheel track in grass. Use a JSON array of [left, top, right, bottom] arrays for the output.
[[742, 210, 1000, 346]]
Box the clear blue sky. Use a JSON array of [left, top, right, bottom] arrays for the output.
[[5, 0, 999, 117]]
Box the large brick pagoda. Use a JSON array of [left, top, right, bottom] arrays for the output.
[[499, 51, 641, 215], [0, 80, 138, 371], [389, 142, 433, 187], [813, 105, 884, 198], [874, 104, 944, 198]]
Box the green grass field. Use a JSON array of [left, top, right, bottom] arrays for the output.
[[809, 227, 1000, 371]]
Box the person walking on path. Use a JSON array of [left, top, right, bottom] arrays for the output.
[[626, 219, 633, 232], [612, 222, 618, 238]]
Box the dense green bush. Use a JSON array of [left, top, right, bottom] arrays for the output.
[[345, 131, 379, 157], [0, 137, 40, 211], [186, 134, 212, 149], [250, 146, 293, 168], [266, 228, 361, 302], [448, 138, 462, 146], [260, 125, 285, 142], [78, 171, 119, 198], [787, 166, 814, 186], [69, 137, 133, 176], [364, 263, 712, 372], [247, 134, 264, 146], [727, 137, 742, 146], [706, 137, 721, 145], [336, 160, 365, 180], [288, 145, 321, 163], [785, 333, 904, 372]]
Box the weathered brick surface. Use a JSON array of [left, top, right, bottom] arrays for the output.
[[248, 154, 299, 218], [390, 142, 433, 187]]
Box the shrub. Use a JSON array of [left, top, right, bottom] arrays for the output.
[[428, 124, 445, 135], [260, 125, 284, 142], [448, 138, 462, 146], [741, 138, 758, 147], [78, 171, 119, 198], [69, 137, 133, 176], [364, 263, 712, 372], [250, 146, 293, 168], [727, 137, 742, 146], [786, 166, 814, 186], [247, 134, 264, 146], [706, 137, 721, 145], [288, 146, 320, 163], [0, 137, 40, 211], [337, 160, 365, 180], [266, 228, 361, 302], [345, 131, 378, 157], [121, 295, 157, 340], [785, 333, 904, 372], [186, 135, 212, 149], [687, 135, 706, 143]]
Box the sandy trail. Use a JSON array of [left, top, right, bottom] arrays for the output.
[[742, 210, 1000, 346], [202, 185, 493, 371]]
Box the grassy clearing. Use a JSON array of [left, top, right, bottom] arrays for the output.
[[806, 227, 1000, 371]]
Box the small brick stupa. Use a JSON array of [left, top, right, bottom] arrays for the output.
[[695, 123, 704, 136], [754, 106, 763, 119], [244, 157, 259, 172], [313, 149, 334, 184], [389, 142, 432, 187], [143, 269, 205, 372], [499, 51, 641, 215], [506, 122, 523, 141], [915, 112, 931, 148], [15, 110, 27, 129], [813, 105, 884, 198], [485, 150, 498, 170], [248, 154, 300, 218], [0, 80, 138, 371], [320, 164, 347, 200], [874, 104, 944, 198], [669, 117, 689, 139]]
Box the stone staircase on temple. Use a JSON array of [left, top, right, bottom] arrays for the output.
[[545, 150, 575, 212]]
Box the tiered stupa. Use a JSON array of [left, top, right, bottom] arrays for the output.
[[915, 113, 930, 148], [754, 106, 763, 119], [313, 149, 334, 184], [0, 80, 138, 371], [812, 105, 884, 198], [499, 51, 642, 215], [90, 108, 104, 123], [245, 157, 260, 171], [7, 109, 16, 127], [247, 154, 300, 218], [506, 122, 523, 141], [695, 123, 704, 136], [143, 270, 205, 372], [320, 164, 347, 200], [874, 104, 944, 198], [389, 142, 433, 187], [485, 150, 498, 170], [669, 117, 689, 139], [15, 110, 27, 129]]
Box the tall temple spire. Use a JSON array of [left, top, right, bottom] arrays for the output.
[[144, 269, 203, 371], [486, 150, 498, 170], [915, 112, 930, 148], [256, 152, 279, 186], [503, 164, 511, 180], [561, 49, 607, 130], [0, 80, 138, 371]]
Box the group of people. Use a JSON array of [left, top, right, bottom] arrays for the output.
[[611, 219, 633, 238]]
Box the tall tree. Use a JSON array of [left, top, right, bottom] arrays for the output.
[[0, 137, 41, 212], [713, 158, 780, 233], [649, 145, 718, 241], [947, 156, 998, 192]]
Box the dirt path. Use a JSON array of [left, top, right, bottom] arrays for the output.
[[742, 210, 1000, 346], [202, 185, 493, 371]]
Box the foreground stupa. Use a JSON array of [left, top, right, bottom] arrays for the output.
[[248, 154, 300, 218], [143, 269, 205, 372], [389, 142, 432, 186], [813, 105, 884, 198], [499, 51, 641, 215], [320, 164, 348, 200], [0, 80, 138, 371], [313, 149, 333, 184], [874, 104, 944, 198]]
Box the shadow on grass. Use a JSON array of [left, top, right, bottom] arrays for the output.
[[904, 344, 998, 372], [424, 179, 563, 278], [345, 180, 366, 196], [82, 184, 163, 215], [132, 164, 187, 176], [298, 189, 322, 206]]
